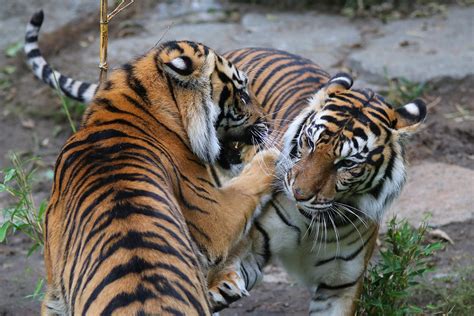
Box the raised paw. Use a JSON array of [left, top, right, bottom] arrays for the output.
[[209, 270, 248, 312], [241, 148, 280, 195]]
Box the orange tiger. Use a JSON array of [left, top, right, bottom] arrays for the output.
[[208, 48, 426, 315], [26, 12, 278, 315]]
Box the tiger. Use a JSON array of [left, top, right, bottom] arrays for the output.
[[24, 13, 427, 315], [205, 48, 427, 315], [25, 11, 278, 315]]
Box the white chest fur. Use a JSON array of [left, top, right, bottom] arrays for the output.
[[258, 194, 375, 290]]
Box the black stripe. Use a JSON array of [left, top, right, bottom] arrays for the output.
[[318, 273, 363, 291], [271, 201, 301, 244], [25, 35, 38, 43], [26, 48, 41, 59], [82, 257, 156, 315], [314, 228, 376, 267], [99, 285, 156, 316], [122, 63, 150, 105]]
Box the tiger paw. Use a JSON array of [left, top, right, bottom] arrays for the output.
[[209, 270, 249, 312], [242, 148, 280, 195]]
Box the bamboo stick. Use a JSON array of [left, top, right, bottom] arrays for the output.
[[99, 0, 108, 84]]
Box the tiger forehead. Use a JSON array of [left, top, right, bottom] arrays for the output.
[[326, 90, 395, 125], [156, 41, 209, 60], [215, 55, 247, 88]]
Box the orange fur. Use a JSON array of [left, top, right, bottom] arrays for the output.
[[42, 42, 276, 315]]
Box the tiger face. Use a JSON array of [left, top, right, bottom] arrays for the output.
[[158, 41, 267, 164], [278, 73, 426, 221], [212, 56, 268, 146]]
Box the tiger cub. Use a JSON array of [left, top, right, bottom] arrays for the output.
[[26, 12, 277, 315], [208, 48, 426, 315]]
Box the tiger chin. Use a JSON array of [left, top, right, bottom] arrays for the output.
[[208, 51, 427, 315], [26, 11, 279, 316]]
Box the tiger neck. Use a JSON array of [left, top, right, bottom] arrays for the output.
[[83, 65, 188, 146]]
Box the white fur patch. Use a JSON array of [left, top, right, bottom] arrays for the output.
[[170, 57, 187, 70], [330, 75, 352, 87], [404, 102, 420, 116], [187, 98, 221, 164]]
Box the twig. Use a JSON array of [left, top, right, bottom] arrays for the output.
[[151, 22, 174, 51], [108, 0, 134, 21], [99, 0, 109, 84]]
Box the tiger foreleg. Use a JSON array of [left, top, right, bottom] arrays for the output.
[[309, 277, 363, 316], [208, 225, 267, 312]]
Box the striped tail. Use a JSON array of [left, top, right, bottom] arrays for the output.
[[24, 10, 98, 103]]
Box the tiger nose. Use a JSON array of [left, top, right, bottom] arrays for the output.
[[293, 188, 308, 201]]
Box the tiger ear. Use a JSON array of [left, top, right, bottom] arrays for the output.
[[393, 99, 427, 133], [164, 56, 195, 77], [326, 72, 353, 95]]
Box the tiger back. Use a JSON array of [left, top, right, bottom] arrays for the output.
[[42, 38, 279, 315]]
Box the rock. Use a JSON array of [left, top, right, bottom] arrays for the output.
[[0, 0, 97, 51], [75, 10, 362, 81], [385, 162, 474, 229], [348, 7, 474, 82]]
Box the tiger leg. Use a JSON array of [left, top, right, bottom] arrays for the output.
[[309, 230, 377, 316], [309, 278, 363, 316], [187, 149, 278, 265], [208, 222, 268, 311]]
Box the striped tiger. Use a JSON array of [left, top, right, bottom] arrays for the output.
[[25, 11, 278, 315], [24, 14, 426, 314], [206, 48, 427, 315]]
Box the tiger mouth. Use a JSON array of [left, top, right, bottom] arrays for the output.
[[297, 207, 314, 220], [297, 203, 332, 220]]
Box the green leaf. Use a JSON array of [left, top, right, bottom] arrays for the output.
[[0, 221, 12, 242], [33, 278, 44, 297], [3, 168, 16, 182], [5, 41, 22, 58], [27, 243, 40, 257], [3, 65, 16, 75], [0, 183, 6, 192]]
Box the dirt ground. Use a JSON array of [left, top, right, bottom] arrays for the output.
[[1, 218, 472, 315], [1, 72, 473, 316], [1, 2, 473, 315]]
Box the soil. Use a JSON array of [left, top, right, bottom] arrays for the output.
[[1, 219, 472, 315], [407, 77, 474, 170]]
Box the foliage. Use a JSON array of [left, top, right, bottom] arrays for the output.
[[4, 41, 23, 58], [411, 265, 474, 315], [228, 0, 460, 19], [357, 217, 443, 315], [383, 71, 426, 107], [0, 152, 46, 255]]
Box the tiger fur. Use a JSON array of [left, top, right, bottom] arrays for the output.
[[207, 48, 426, 315], [26, 11, 278, 316]]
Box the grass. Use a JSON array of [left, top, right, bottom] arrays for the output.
[[382, 70, 427, 107], [0, 153, 46, 254], [410, 265, 474, 315], [358, 217, 444, 315]]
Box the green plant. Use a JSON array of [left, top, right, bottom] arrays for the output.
[[4, 41, 23, 58], [383, 72, 426, 107], [411, 265, 474, 315], [0, 152, 46, 255], [358, 217, 443, 315]]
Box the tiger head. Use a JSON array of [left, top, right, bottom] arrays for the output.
[[278, 73, 426, 222], [157, 41, 267, 164]]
